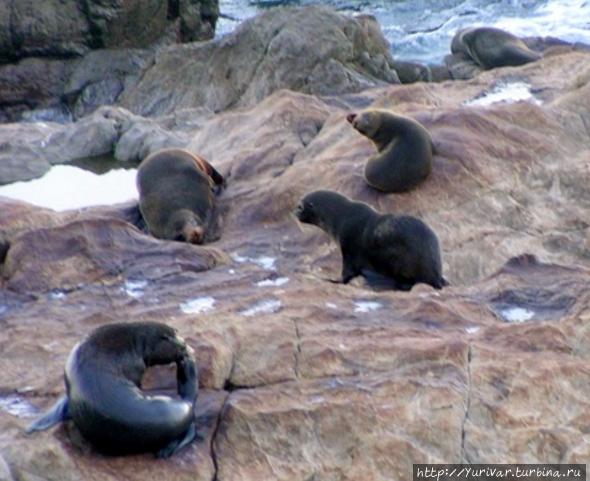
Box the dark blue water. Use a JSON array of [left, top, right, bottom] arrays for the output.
[[217, 0, 590, 64]]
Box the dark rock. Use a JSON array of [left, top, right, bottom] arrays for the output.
[[0, 57, 76, 122]]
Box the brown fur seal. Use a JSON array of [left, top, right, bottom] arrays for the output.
[[295, 190, 447, 290], [347, 110, 433, 193], [27, 322, 198, 458], [451, 27, 542, 69], [137, 148, 223, 244]]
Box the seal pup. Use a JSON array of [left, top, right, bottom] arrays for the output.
[[347, 110, 433, 193], [451, 27, 542, 69], [27, 322, 198, 458], [295, 190, 446, 290], [136, 148, 223, 244]]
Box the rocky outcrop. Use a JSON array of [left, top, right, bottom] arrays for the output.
[[119, 6, 401, 116], [0, 0, 218, 122], [0, 106, 198, 184], [0, 0, 218, 63], [0, 11, 589, 481]]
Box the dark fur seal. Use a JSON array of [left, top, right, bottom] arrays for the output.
[[347, 110, 433, 193], [137, 148, 223, 244], [27, 322, 198, 458], [295, 190, 446, 290], [451, 27, 542, 69]]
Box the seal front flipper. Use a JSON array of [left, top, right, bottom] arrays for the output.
[[341, 264, 359, 284], [156, 421, 198, 458], [26, 395, 69, 433], [177, 355, 198, 402]]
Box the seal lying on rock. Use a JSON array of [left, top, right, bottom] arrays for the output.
[[451, 27, 542, 69], [27, 322, 198, 458], [347, 110, 433, 193], [137, 148, 223, 244], [295, 190, 447, 290]]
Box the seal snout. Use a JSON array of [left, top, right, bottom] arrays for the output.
[[185, 225, 205, 244], [346, 113, 357, 124], [294, 202, 305, 221]]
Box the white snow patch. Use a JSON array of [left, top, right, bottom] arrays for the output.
[[0, 395, 38, 418], [124, 279, 148, 299], [500, 306, 535, 323], [232, 253, 276, 270], [180, 296, 216, 314], [241, 299, 282, 317], [353, 301, 382, 313], [465, 81, 541, 107], [256, 277, 289, 287], [49, 290, 67, 300]]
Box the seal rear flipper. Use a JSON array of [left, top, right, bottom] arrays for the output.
[[155, 421, 198, 458], [26, 395, 69, 433]]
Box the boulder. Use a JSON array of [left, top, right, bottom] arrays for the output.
[[119, 6, 400, 116]]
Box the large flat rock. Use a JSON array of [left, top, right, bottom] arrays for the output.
[[0, 39, 589, 481]]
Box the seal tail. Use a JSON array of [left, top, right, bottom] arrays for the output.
[[26, 395, 70, 433]]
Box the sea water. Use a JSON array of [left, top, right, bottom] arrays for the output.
[[217, 0, 590, 64]]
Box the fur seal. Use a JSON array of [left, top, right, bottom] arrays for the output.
[[136, 148, 223, 244], [451, 27, 542, 69], [27, 322, 198, 458], [347, 109, 433, 193], [295, 190, 446, 290]]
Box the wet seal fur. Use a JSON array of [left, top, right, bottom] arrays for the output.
[[347, 110, 433, 193], [295, 190, 447, 290], [451, 27, 542, 69], [27, 322, 198, 458], [137, 148, 224, 244]]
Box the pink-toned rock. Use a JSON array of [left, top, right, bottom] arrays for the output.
[[0, 43, 589, 481]]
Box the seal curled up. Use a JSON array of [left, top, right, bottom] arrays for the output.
[[347, 110, 433, 193], [27, 322, 198, 458]]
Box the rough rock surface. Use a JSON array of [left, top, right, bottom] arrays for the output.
[[0, 16, 590, 481], [0, 106, 198, 184], [119, 6, 401, 116], [0, 0, 218, 63], [0, 0, 218, 122]]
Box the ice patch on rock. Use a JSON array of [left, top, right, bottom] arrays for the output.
[[354, 301, 382, 313], [0, 395, 38, 418], [180, 296, 216, 314], [241, 299, 281, 317], [465, 81, 541, 107], [256, 277, 289, 287], [232, 253, 276, 270], [465, 326, 480, 334], [49, 290, 67, 300], [500, 306, 535, 323], [124, 279, 148, 299]]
